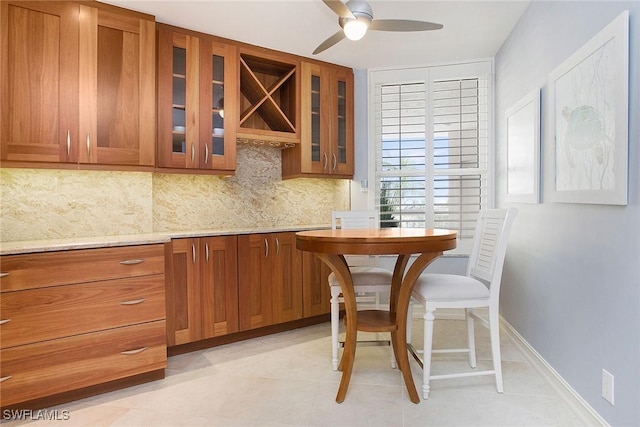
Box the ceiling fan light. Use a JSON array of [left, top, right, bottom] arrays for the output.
[[343, 18, 368, 41]]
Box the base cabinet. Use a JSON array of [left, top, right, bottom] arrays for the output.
[[237, 232, 303, 331], [0, 244, 166, 407], [302, 252, 331, 317], [166, 236, 238, 346]]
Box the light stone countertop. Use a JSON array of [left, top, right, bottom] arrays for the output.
[[0, 225, 330, 256]]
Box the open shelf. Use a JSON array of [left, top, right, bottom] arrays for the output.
[[239, 53, 298, 137]]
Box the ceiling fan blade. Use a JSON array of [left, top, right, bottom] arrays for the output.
[[313, 30, 346, 55], [369, 19, 444, 32], [321, 0, 355, 19]]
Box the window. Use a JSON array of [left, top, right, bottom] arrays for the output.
[[369, 62, 493, 252]]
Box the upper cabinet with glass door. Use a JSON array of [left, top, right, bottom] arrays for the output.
[[282, 61, 353, 178], [157, 24, 237, 173]]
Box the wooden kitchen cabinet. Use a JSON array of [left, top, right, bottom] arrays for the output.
[[0, 244, 166, 407], [237, 232, 302, 331], [0, 1, 156, 167], [1, 1, 79, 164], [237, 47, 300, 146], [201, 236, 239, 339], [302, 252, 331, 317], [282, 61, 354, 178], [157, 24, 237, 172], [165, 236, 238, 346]]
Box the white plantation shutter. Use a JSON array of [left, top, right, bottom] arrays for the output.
[[370, 62, 492, 250]]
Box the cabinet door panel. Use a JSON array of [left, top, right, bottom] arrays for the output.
[[78, 5, 155, 166], [0, 1, 79, 163], [331, 67, 354, 176], [272, 233, 302, 323], [238, 234, 272, 331], [201, 236, 238, 338], [302, 252, 331, 317], [299, 62, 331, 174], [166, 239, 201, 345], [199, 40, 237, 171]]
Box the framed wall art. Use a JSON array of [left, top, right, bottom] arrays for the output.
[[548, 10, 629, 205], [505, 88, 540, 204]]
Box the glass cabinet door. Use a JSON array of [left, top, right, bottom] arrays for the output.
[[311, 74, 321, 166], [158, 26, 236, 171], [211, 54, 225, 158], [331, 68, 354, 176], [336, 79, 347, 168], [172, 46, 187, 155], [199, 41, 236, 171]]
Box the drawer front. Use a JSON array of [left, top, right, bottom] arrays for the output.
[[0, 244, 165, 292], [1, 275, 165, 349], [0, 320, 166, 407]]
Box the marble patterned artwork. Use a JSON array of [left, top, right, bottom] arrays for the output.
[[1, 145, 349, 242]]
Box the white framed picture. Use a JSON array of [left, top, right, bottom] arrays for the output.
[[548, 10, 629, 205], [505, 89, 540, 204]]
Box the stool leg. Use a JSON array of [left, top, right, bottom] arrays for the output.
[[489, 306, 504, 393], [466, 308, 477, 368], [422, 308, 435, 399], [330, 286, 341, 371]]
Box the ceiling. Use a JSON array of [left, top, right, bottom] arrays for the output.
[[100, 0, 530, 70]]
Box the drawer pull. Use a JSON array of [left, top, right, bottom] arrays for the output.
[[121, 347, 147, 355], [119, 259, 145, 265], [120, 298, 145, 306], [0, 272, 9, 278], [0, 376, 12, 383], [0, 319, 11, 325]]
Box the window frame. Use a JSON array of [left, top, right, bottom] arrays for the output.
[[366, 60, 495, 255]]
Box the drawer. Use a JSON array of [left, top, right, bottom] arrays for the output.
[[1, 275, 166, 349], [0, 244, 165, 292], [0, 320, 166, 407]]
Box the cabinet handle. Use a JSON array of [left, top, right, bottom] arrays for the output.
[[86, 133, 91, 159], [66, 130, 71, 159], [119, 259, 145, 265], [120, 347, 147, 355], [323, 153, 328, 170], [0, 376, 12, 383], [0, 272, 9, 278], [0, 319, 11, 325], [205, 144, 209, 164], [205, 243, 210, 261], [191, 143, 195, 164], [192, 243, 196, 263], [264, 238, 269, 257], [120, 298, 145, 306], [332, 153, 337, 171], [275, 237, 280, 255]]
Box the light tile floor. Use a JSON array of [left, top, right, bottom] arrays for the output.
[[3, 318, 591, 427]]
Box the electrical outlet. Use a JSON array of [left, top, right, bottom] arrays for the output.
[[602, 369, 614, 405]]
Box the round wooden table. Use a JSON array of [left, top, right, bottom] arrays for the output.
[[296, 228, 457, 404]]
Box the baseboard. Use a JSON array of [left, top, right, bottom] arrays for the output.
[[500, 317, 608, 427]]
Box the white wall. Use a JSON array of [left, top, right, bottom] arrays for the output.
[[495, 2, 640, 425]]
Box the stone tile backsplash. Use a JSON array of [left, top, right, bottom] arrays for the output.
[[1, 145, 349, 242]]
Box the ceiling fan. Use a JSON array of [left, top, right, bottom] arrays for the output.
[[313, 0, 444, 55]]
